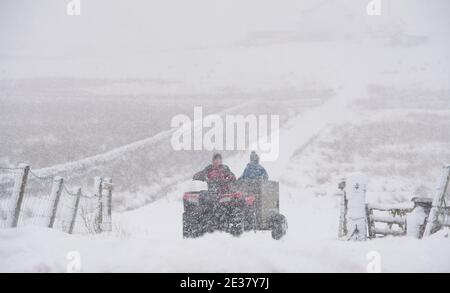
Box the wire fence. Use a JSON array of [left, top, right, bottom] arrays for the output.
[[0, 164, 112, 234], [18, 170, 54, 227]]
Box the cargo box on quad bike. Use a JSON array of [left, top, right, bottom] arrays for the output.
[[183, 179, 287, 240]]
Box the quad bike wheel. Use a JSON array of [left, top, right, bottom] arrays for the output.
[[230, 221, 244, 237], [183, 212, 203, 238], [229, 209, 245, 237], [270, 214, 288, 240]]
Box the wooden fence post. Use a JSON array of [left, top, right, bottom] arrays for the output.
[[102, 177, 113, 232], [10, 164, 30, 228], [94, 177, 103, 233], [48, 177, 64, 228], [68, 187, 82, 234], [337, 179, 347, 239]]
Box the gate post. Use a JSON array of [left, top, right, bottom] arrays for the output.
[[423, 164, 450, 237], [337, 178, 347, 239], [339, 173, 368, 241], [407, 197, 433, 238]]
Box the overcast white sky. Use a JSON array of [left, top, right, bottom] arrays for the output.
[[0, 0, 449, 84]]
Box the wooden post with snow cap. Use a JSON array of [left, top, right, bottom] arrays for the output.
[[340, 173, 368, 241], [48, 177, 64, 228], [407, 197, 432, 238], [9, 164, 30, 228]]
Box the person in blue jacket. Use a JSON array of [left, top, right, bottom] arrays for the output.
[[239, 151, 268, 180]]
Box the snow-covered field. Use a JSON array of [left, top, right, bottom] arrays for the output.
[[1, 0, 450, 272]]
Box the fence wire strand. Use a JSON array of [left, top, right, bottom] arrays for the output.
[[0, 166, 112, 234], [18, 171, 54, 227]]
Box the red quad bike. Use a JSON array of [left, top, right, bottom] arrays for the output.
[[183, 179, 288, 240]]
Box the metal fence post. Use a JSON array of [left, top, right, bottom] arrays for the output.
[[10, 164, 30, 228], [68, 188, 82, 234], [48, 177, 64, 228]]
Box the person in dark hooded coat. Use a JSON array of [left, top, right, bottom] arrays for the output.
[[193, 153, 236, 194], [239, 151, 268, 180]]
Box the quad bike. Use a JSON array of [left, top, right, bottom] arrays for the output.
[[183, 179, 288, 240]]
